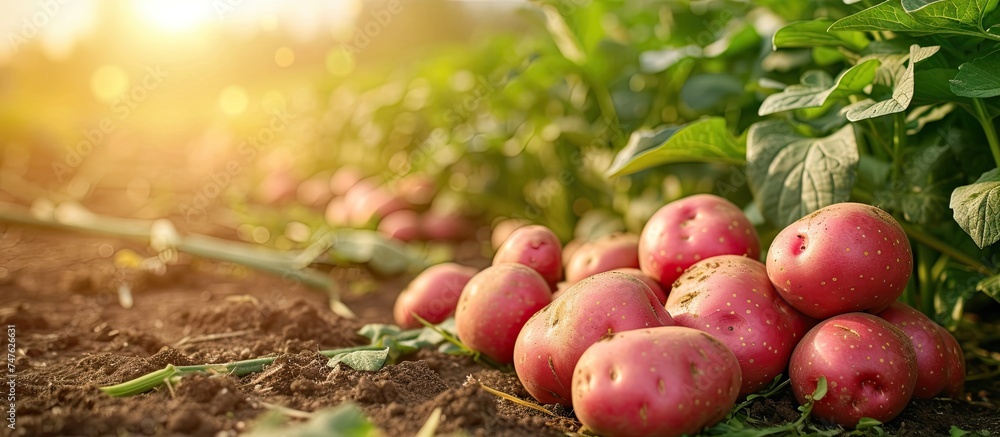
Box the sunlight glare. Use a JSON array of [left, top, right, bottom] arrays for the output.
[[136, 0, 215, 33]]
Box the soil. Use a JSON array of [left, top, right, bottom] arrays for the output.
[[2, 225, 1000, 436]]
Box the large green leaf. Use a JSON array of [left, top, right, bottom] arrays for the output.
[[950, 167, 1000, 248], [950, 52, 1000, 98], [902, 0, 944, 11], [844, 45, 939, 121], [831, 0, 1000, 37], [976, 274, 1000, 303], [773, 19, 870, 51], [606, 118, 745, 177], [759, 60, 880, 116], [747, 121, 859, 226], [829, 0, 934, 32], [907, 0, 997, 31]]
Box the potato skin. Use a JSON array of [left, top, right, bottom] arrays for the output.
[[393, 263, 478, 329], [455, 264, 552, 364], [876, 302, 965, 399], [564, 233, 640, 284], [513, 272, 673, 406], [493, 225, 563, 289], [667, 255, 814, 396], [609, 268, 667, 305], [639, 194, 760, 289], [572, 326, 742, 437], [789, 312, 917, 428], [766, 203, 912, 319], [935, 324, 966, 398]]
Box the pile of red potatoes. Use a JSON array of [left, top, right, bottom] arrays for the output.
[[259, 167, 477, 242], [393, 194, 966, 437]]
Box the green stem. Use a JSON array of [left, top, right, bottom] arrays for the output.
[[914, 244, 934, 313], [899, 221, 992, 276], [972, 97, 1000, 168], [0, 200, 338, 297], [891, 112, 907, 182], [100, 345, 386, 397]]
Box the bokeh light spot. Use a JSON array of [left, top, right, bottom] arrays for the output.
[[275, 47, 295, 67], [219, 85, 249, 116], [325, 49, 355, 77], [91, 65, 128, 102]]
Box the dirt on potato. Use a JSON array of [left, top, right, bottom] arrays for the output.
[[2, 226, 1000, 436]]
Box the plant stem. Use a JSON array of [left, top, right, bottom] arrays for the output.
[[100, 345, 386, 397], [891, 112, 907, 182], [972, 97, 1000, 168], [899, 221, 992, 276]]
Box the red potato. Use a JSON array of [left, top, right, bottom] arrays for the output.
[[514, 272, 674, 406], [666, 255, 814, 396], [421, 211, 475, 241], [296, 174, 334, 208], [393, 263, 478, 329], [564, 233, 640, 284], [324, 197, 349, 226], [561, 238, 584, 266], [395, 173, 437, 207], [329, 166, 363, 196], [572, 326, 742, 437], [493, 225, 563, 289], [876, 302, 966, 399], [491, 218, 529, 250], [609, 268, 668, 305], [935, 324, 966, 398], [639, 194, 760, 289], [349, 187, 408, 226], [255, 169, 298, 205], [766, 203, 913, 319], [789, 312, 917, 427], [378, 209, 423, 242], [455, 264, 551, 364]]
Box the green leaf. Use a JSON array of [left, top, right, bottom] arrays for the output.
[[681, 74, 744, 110], [914, 68, 968, 103], [950, 425, 972, 437], [906, 0, 1000, 33], [976, 274, 1000, 303], [831, 0, 999, 37], [902, 0, 944, 12], [639, 45, 701, 74], [247, 403, 380, 437], [856, 417, 884, 429], [773, 20, 870, 51], [844, 45, 939, 121], [829, 1, 933, 33], [606, 118, 745, 177], [327, 348, 390, 371], [950, 168, 1000, 248], [358, 324, 402, 344], [759, 60, 880, 116], [747, 121, 859, 227], [811, 376, 829, 401], [950, 52, 1000, 98], [704, 23, 761, 58]]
